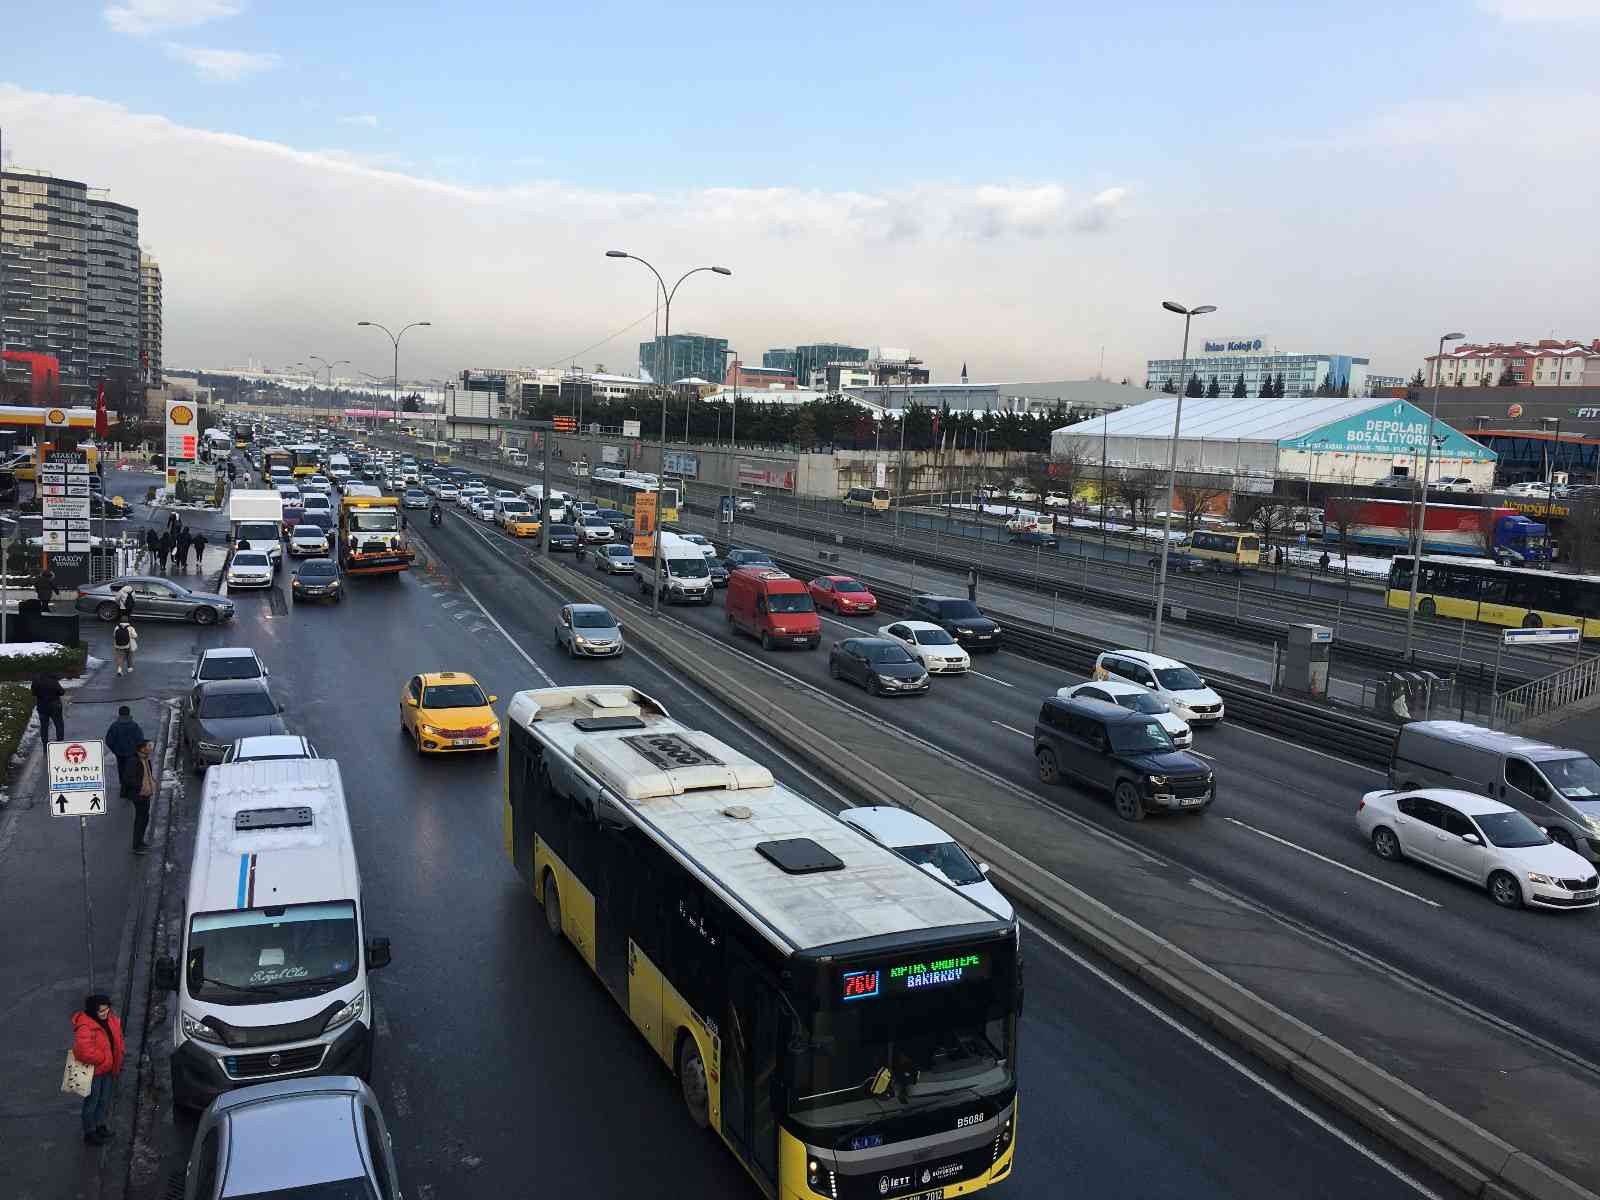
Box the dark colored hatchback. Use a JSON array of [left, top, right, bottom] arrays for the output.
[[1033, 695, 1214, 821], [908, 594, 1002, 652]]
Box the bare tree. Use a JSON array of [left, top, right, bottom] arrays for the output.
[[1324, 487, 1365, 563], [1234, 495, 1295, 554], [1113, 468, 1161, 537], [1173, 471, 1230, 535]]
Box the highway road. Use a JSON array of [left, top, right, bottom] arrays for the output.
[[430, 504, 1600, 1087]]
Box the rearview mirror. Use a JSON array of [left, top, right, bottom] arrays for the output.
[[1461, 833, 1481, 846], [365, 936, 392, 971], [868, 1067, 893, 1097], [488, 694, 498, 704], [153, 956, 177, 992], [406, 697, 418, 707]]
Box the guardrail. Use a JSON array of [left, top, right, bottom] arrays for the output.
[[1492, 655, 1600, 730]]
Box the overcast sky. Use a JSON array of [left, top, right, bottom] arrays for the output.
[[3, 0, 1597, 385]]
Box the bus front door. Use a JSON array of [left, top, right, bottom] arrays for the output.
[[724, 949, 779, 1188]]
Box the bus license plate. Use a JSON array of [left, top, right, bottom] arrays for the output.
[[913, 1191, 944, 1200]]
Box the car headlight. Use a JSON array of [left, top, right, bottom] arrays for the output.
[[1527, 872, 1561, 886], [1587, 817, 1600, 836], [488, 720, 501, 734], [419, 723, 442, 737], [877, 673, 900, 684], [1147, 775, 1168, 787], [574, 635, 589, 646], [324, 991, 365, 1032], [180, 1010, 223, 1044]]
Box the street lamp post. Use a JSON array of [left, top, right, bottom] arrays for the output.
[[720, 348, 742, 542], [606, 251, 731, 615], [1543, 414, 1563, 553], [357, 320, 431, 434], [1151, 300, 1216, 655], [309, 356, 350, 429], [1402, 331, 1466, 661]]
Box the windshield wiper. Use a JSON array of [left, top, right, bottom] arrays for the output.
[[197, 975, 276, 997]]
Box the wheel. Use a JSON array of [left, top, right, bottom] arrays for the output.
[[1522, 613, 1543, 629], [1547, 826, 1576, 852], [1037, 748, 1059, 785], [543, 871, 562, 938], [1371, 826, 1402, 861], [868, 676, 882, 697], [760, 632, 772, 651], [676, 1036, 710, 1130], [1114, 780, 1146, 822], [96, 601, 118, 622], [194, 606, 218, 626], [1417, 597, 1436, 618], [567, 637, 578, 659], [1488, 870, 1523, 909]]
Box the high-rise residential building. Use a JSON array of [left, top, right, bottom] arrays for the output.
[[0, 167, 141, 399], [762, 347, 797, 373], [793, 343, 867, 390], [639, 332, 728, 385], [139, 252, 162, 386]]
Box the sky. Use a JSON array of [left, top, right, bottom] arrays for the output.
[[3, 0, 1599, 386]]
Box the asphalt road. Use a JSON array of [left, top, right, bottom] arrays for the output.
[[114, 463, 1468, 1200]]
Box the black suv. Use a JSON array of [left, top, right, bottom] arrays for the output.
[[908, 595, 1002, 652], [1033, 695, 1214, 821]]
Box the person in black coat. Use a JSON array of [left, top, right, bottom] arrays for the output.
[[104, 705, 146, 802], [31, 670, 65, 743], [156, 530, 173, 573], [143, 528, 159, 570], [175, 527, 193, 572], [33, 567, 57, 612], [191, 531, 209, 570]]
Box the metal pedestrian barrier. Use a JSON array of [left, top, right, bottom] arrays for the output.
[[1491, 655, 1600, 730]]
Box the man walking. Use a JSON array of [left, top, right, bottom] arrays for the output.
[[30, 669, 65, 743], [130, 741, 155, 853], [143, 528, 158, 569], [110, 615, 138, 675], [175, 526, 193, 572], [192, 531, 209, 572], [104, 705, 145, 808], [156, 529, 173, 574], [33, 566, 57, 612]]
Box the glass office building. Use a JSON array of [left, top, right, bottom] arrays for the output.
[[762, 347, 797, 372], [1145, 336, 1369, 399], [639, 332, 728, 384]]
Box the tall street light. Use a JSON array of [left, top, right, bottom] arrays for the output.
[[1542, 414, 1563, 538], [606, 251, 731, 615], [1150, 300, 1216, 655], [357, 320, 431, 434], [1401, 331, 1466, 661], [309, 356, 350, 428]]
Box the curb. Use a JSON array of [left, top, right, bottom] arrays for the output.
[[531, 552, 1598, 1200]]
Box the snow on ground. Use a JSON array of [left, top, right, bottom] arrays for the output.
[[0, 641, 64, 657]]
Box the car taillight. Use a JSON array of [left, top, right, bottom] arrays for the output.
[[1356, 799, 1366, 812]]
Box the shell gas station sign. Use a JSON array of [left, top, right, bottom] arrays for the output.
[[165, 399, 197, 486]]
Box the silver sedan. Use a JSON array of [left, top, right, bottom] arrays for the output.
[[554, 603, 624, 657]]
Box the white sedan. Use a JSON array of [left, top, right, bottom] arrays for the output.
[[1358, 787, 1598, 910], [457, 488, 487, 511], [225, 550, 275, 589], [1056, 680, 1193, 748], [288, 526, 331, 558], [877, 621, 971, 674], [472, 496, 497, 521], [839, 806, 1012, 920]]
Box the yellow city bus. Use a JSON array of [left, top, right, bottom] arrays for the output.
[[288, 444, 322, 477], [591, 476, 680, 524], [1387, 555, 1600, 637], [416, 439, 452, 465], [503, 686, 1020, 1199]]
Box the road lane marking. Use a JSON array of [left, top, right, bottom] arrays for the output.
[[991, 720, 1031, 737], [1020, 920, 1453, 1200], [1221, 722, 1387, 777], [968, 669, 1014, 687], [454, 580, 556, 687], [1222, 817, 1442, 908], [1189, 749, 1215, 761]]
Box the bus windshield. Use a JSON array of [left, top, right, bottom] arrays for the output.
[[291, 448, 320, 469], [791, 945, 1016, 1126]]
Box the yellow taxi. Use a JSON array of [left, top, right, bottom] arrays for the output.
[[499, 505, 542, 538], [400, 671, 500, 754]]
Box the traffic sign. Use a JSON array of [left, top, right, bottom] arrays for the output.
[[720, 495, 735, 525], [47, 739, 106, 818], [1502, 626, 1581, 646]]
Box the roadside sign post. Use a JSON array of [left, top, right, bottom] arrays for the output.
[[48, 739, 106, 991]]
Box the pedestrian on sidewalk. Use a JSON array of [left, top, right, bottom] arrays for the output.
[[105, 705, 146, 803], [131, 740, 155, 853], [143, 528, 158, 569], [156, 529, 173, 573], [192, 531, 209, 569], [110, 617, 138, 675], [175, 526, 193, 572], [31, 669, 65, 743], [166, 511, 179, 535], [70, 994, 124, 1144], [33, 566, 57, 612], [115, 583, 135, 620]]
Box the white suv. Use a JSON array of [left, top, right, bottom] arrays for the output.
[[1092, 650, 1224, 726], [1057, 680, 1192, 747]]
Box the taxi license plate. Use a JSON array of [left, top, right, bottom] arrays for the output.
[[452, 738, 477, 747]]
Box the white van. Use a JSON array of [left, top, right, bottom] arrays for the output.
[[634, 530, 713, 604], [154, 759, 392, 1111]]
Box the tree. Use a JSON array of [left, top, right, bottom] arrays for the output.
[[1316, 376, 1334, 397], [1205, 375, 1221, 398], [1406, 369, 1426, 401], [1258, 374, 1275, 398], [792, 407, 818, 450], [1232, 373, 1247, 397], [1237, 496, 1295, 552], [1173, 472, 1230, 535], [1161, 378, 1178, 394], [1112, 468, 1160, 535], [1324, 487, 1365, 563], [1275, 372, 1287, 397], [1498, 370, 1518, 386], [1184, 373, 1204, 398]]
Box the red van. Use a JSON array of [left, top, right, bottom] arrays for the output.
[[726, 567, 821, 650]]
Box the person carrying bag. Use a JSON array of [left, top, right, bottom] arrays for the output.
[[68, 994, 124, 1143]]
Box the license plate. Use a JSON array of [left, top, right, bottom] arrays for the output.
[[452, 738, 477, 747], [1180, 797, 1207, 807], [1572, 889, 1598, 900], [914, 1191, 944, 1200], [792, 637, 809, 645]]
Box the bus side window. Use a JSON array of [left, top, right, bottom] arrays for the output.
[[1478, 575, 1508, 605], [626, 828, 664, 962], [1390, 560, 1413, 591], [537, 755, 572, 862]]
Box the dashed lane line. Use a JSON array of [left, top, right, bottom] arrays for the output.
[[1222, 817, 1443, 908]]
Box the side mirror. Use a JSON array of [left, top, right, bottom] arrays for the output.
[[1461, 833, 1481, 846], [1145, 682, 1156, 689], [276, 703, 286, 714], [406, 697, 419, 707], [153, 956, 178, 992], [978, 862, 991, 876], [365, 936, 392, 971], [487, 694, 499, 704]]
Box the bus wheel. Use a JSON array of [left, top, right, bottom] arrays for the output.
[[1417, 598, 1436, 618], [1523, 613, 1543, 628], [542, 872, 562, 939], [676, 1035, 710, 1129]]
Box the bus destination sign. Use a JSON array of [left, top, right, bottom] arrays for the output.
[[841, 952, 989, 1001]]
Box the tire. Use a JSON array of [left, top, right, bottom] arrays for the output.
[[1417, 597, 1436, 618], [543, 871, 562, 938], [1371, 826, 1402, 861], [1488, 870, 1523, 909], [1114, 780, 1146, 822], [677, 1036, 710, 1130], [193, 606, 218, 626], [868, 676, 882, 697], [96, 601, 118, 622], [760, 632, 772, 651], [1522, 613, 1543, 629], [1037, 748, 1059, 785], [1547, 827, 1576, 852]]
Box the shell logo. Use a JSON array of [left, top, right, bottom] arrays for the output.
[[169, 404, 195, 426], [45, 408, 67, 425], [1508, 403, 1524, 419]]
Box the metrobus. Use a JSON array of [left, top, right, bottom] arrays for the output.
[[590, 476, 680, 524], [1388, 555, 1600, 637], [504, 686, 1020, 1199], [416, 439, 452, 465], [844, 486, 892, 513], [288, 443, 322, 477]]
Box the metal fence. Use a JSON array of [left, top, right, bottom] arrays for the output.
[[1491, 655, 1600, 730]]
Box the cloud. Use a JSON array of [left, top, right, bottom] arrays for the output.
[[1478, 0, 1600, 24], [1300, 89, 1600, 154], [163, 44, 280, 82], [105, 0, 241, 35], [337, 113, 380, 128]]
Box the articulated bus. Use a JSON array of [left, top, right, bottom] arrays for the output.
[[504, 686, 1020, 1199], [1388, 555, 1600, 637], [590, 476, 680, 524], [415, 439, 452, 465], [288, 443, 322, 477]]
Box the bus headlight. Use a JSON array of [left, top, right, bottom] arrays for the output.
[[806, 1157, 836, 1197]]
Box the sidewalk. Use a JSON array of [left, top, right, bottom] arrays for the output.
[[0, 599, 201, 1200]]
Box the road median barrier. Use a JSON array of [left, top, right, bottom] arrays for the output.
[[531, 550, 1600, 1200]]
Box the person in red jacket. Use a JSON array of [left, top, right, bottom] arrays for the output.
[[72, 993, 124, 1144]]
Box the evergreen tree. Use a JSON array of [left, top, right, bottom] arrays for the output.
[[1232, 373, 1247, 397], [1161, 378, 1177, 394], [1205, 375, 1221, 398], [1274, 372, 1287, 396], [1184, 373, 1204, 398]]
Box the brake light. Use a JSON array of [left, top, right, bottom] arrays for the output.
[[1356, 799, 1366, 812]]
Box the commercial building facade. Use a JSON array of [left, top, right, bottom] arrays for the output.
[[792, 342, 867, 390], [139, 252, 162, 386], [762, 348, 797, 373], [1, 168, 142, 398], [1145, 335, 1370, 398], [639, 332, 727, 385], [1425, 340, 1600, 388]]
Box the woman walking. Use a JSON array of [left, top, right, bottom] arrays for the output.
[[111, 616, 138, 676], [71, 994, 124, 1144]]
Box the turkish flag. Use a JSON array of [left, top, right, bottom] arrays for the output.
[[95, 379, 108, 437]]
